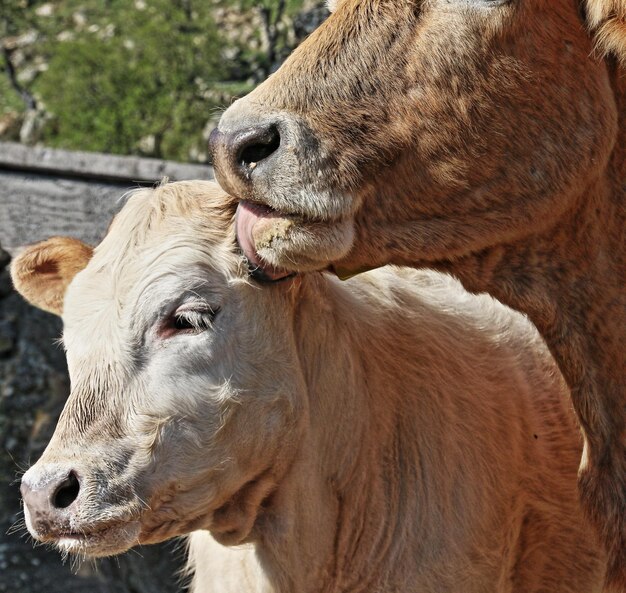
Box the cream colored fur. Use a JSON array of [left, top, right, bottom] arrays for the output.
[[12, 182, 605, 592], [584, 0, 626, 62]]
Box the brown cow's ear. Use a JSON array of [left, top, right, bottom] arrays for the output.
[[10, 237, 93, 316], [584, 0, 626, 63]]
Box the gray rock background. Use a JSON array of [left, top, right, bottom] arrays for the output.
[[0, 143, 213, 593]]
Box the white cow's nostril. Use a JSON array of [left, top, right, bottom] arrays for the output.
[[52, 471, 80, 509]]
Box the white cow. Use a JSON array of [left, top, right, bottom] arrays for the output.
[[12, 181, 604, 593]]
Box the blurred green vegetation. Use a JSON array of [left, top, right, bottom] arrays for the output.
[[36, 0, 227, 159], [0, 0, 315, 161], [0, 75, 22, 115]]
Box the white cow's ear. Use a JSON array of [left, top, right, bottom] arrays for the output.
[[10, 237, 93, 316]]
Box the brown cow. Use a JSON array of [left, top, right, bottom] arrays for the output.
[[10, 182, 607, 592], [208, 1, 626, 588]]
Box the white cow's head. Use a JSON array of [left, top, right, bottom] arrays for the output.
[[11, 181, 307, 556]]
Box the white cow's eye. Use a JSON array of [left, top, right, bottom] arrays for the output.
[[162, 306, 220, 337]]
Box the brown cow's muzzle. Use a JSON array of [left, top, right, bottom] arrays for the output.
[[209, 102, 359, 277], [208, 104, 343, 219]]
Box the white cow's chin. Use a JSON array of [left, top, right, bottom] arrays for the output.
[[55, 521, 142, 558], [23, 503, 142, 558]]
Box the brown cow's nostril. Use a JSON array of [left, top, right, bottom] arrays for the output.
[[52, 471, 80, 509], [239, 126, 281, 167], [209, 123, 283, 197]]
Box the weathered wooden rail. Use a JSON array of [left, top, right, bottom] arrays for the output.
[[0, 141, 213, 253]]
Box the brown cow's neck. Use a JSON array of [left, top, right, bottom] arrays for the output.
[[454, 61, 626, 588], [451, 176, 621, 393], [443, 174, 626, 584], [338, 151, 626, 586]]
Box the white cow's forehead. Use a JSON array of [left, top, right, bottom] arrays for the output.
[[64, 237, 233, 334], [60, 250, 231, 416], [62, 182, 241, 351]]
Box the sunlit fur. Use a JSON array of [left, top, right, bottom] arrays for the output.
[[212, 2, 626, 586], [11, 237, 93, 315], [13, 181, 605, 592], [584, 0, 626, 63]]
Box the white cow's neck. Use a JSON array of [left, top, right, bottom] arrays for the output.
[[187, 269, 601, 593], [248, 273, 447, 593]]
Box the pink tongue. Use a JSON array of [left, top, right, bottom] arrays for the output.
[[235, 201, 292, 281]]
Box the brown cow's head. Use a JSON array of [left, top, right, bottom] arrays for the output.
[[210, 0, 623, 276], [11, 181, 307, 557]]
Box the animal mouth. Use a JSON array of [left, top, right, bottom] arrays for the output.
[[235, 200, 300, 282], [53, 520, 142, 557], [236, 197, 358, 277]]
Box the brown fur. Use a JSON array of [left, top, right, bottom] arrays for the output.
[[210, 1, 626, 589]]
